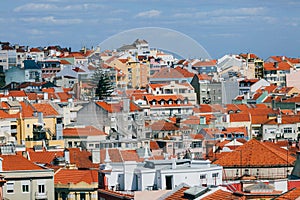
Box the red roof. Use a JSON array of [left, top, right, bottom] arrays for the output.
[[198, 74, 212, 81], [150, 120, 179, 131], [55, 169, 98, 185], [213, 139, 296, 167], [275, 187, 300, 200], [264, 62, 291, 71], [9, 90, 27, 97], [192, 59, 217, 67], [63, 126, 107, 137], [96, 101, 141, 113], [202, 189, 244, 200], [33, 103, 59, 116], [1, 155, 43, 171]]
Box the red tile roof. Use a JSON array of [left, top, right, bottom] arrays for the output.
[[274, 187, 300, 200], [192, 59, 217, 67], [96, 101, 141, 113], [198, 74, 212, 81], [213, 139, 296, 167], [174, 66, 195, 78], [98, 189, 134, 199], [150, 120, 179, 131], [28, 148, 98, 169], [164, 186, 190, 200], [9, 90, 27, 97], [150, 141, 160, 150], [264, 62, 292, 71], [1, 155, 43, 171], [202, 189, 244, 200], [33, 103, 59, 116], [63, 126, 107, 137], [55, 169, 98, 185]]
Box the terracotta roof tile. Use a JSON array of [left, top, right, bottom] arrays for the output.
[[33, 103, 59, 116], [1, 155, 43, 171], [98, 189, 134, 199], [9, 90, 27, 97], [150, 120, 179, 131], [213, 139, 296, 167], [264, 62, 292, 71], [202, 189, 244, 200], [96, 101, 141, 113], [63, 126, 107, 137], [55, 169, 98, 185], [274, 187, 300, 200], [150, 141, 160, 150]]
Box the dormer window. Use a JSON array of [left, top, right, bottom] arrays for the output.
[[152, 100, 156, 105], [169, 100, 172, 105], [160, 100, 164, 105]]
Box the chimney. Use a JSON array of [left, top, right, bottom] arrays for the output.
[[43, 92, 48, 100], [92, 149, 100, 164], [123, 98, 130, 113], [277, 114, 282, 124], [37, 112, 44, 126], [171, 158, 176, 169], [64, 149, 70, 164]]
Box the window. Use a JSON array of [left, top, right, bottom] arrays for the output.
[[6, 182, 14, 193], [283, 127, 293, 133], [95, 144, 100, 148], [27, 124, 30, 128], [212, 173, 219, 178], [38, 184, 45, 194], [22, 184, 29, 193], [200, 174, 206, 179]]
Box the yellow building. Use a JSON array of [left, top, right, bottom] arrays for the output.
[[17, 102, 61, 146]]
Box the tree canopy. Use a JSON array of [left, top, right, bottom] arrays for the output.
[[93, 69, 114, 100]]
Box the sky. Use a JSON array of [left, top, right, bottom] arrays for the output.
[[1, 0, 300, 59]]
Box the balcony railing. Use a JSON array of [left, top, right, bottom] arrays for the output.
[[35, 192, 47, 199]]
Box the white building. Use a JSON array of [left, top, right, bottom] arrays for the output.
[[99, 151, 223, 192]]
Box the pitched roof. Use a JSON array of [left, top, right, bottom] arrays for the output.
[[63, 126, 107, 137], [54, 169, 98, 185], [213, 139, 296, 167], [33, 103, 59, 116], [1, 155, 43, 171], [264, 62, 292, 71], [192, 59, 217, 67], [274, 187, 300, 200], [150, 120, 179, 131], [96, 101, 141, 113], [151, 67, 194, 80], [202, 189, 244, 200]]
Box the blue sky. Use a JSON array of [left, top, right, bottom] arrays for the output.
[[1, 0, 300, 59]]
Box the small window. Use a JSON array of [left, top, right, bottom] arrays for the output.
[[22, 184, 29, 193], [38, 184, 45, 194], [27, 124, 30, 128], [212, 173, 219, 178], [200, 174, 206, 179], [95, 144, 100, 148], [6, 182, 14, 193]]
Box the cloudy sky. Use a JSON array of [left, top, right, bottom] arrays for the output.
[[1, 0, 300, 59]]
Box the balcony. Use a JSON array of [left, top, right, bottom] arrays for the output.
[[35, 192, 47, 199]]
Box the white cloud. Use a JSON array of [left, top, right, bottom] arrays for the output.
[[14, 3, 105, 12], [14, 3, 58, 12], [26, 29, 44, 35], [21, 16, 82, 25], [135, 10, 161, 18], [173, 7, 265, 19]]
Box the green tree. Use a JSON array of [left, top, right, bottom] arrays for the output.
[[94, 71, 114, 100]]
